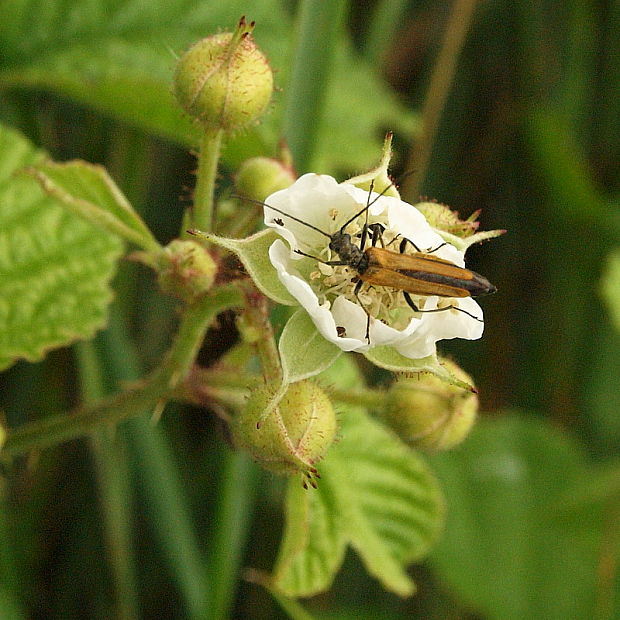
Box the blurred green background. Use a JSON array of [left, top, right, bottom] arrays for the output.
[[1, 0, 619, 618]]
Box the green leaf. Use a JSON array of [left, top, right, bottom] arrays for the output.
[[364, 347, 475, 392], [273, 357, 444, 598], [0, 587, 25, 620], [0, 1, 416, 172], [0, 124, 122, 370], [272, 477, 348, 597], [191, 229, 297, 306], [601, 248, 620, 331], [279, 310, 342, 384], [430, 413, 602, 620], [28, 160, 160, 252]]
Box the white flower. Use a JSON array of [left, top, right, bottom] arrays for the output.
[[265, 173, 486, 359]]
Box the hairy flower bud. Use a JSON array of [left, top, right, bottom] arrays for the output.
[[232, 381, 337, 477], [415, 201, 480, 238], [173, 17, 274, 131], [235, 156, 296, 203], [382, 360, 478, 451], [157, 239, 217, 301]]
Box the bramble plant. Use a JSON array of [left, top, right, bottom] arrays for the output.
[[0, 11, 509, 619]]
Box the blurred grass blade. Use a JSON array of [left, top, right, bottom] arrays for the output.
[[364, 0, 408, 65], [101, 314, 211, 619], [75, 341, 139, 620], [283, 0, 348, 172], [526, 109, 619, 235], [206, 449, 259, 620]]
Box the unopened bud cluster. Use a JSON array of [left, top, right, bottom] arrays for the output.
[[157, 239, 217, 302], [235, 156, 296, 203]]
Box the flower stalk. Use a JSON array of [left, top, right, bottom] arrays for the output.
[[238, 283, 283, 384], [191, 126, 224, 233]]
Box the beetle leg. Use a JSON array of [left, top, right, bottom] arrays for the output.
[[353, 279, 372, 343], [294, 249, 347, 266], [403, 291, 483, 323]]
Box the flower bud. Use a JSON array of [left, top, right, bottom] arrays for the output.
[[173, 17, 274, 131], [157, 239, 217, 301], [235, 156, 296, 203], [382, 360, 478, 451], [414, 201, 480, 238], [232, 381, 337, 477]]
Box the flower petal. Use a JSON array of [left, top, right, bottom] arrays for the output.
[[265, 173, 490, 360], [395, 297, 484, 359]]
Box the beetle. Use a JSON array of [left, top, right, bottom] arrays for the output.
[[263, 181, 496, 339]]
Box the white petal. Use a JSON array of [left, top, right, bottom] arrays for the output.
[[395, 297, 484, 359], [269, 240, 426, 353], [269, 240, 367, 351], [264, 174, 365, 253]]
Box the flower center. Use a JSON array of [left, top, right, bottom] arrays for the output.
[[305, 216, 433, 330]]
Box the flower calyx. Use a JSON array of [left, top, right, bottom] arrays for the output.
[[382, 359, 478, 451], [231, 381, 337, 483]]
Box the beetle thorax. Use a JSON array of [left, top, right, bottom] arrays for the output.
[[329, 233, 367, 271]]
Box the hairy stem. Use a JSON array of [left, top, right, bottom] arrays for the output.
[[190, 126, 224, 233], [1, 284, 242, 459]]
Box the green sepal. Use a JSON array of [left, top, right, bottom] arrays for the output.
[[27, 160, 160, 252], [191, 229, 297, 305], [0, 124, 122, 370], [364, 347, 476, 392], [279, 309, 342, 384]]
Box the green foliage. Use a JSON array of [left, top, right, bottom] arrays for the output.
[[272, 357, 444, 598], [0, 0, 415, 171], [431, 413, 603, 620], [0, 124, 122, 370], [28, 160, 159, 251]]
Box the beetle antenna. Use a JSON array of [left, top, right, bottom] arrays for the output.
[[233, 194, 331, 239], [339, 178, 397, 232], [339, 169, 418, 233]]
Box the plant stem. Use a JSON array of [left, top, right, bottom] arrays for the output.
[[402, 0, 479, 199], [240, 284, 282, 384], [190, 126, 224, 233], [1, 284, 242, 458]]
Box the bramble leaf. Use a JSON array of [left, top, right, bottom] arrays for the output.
[[430, 413, 602, 620], [272, 356, 444, 598], [0, 125, 122, 370], [28, 161, 159, 251]]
